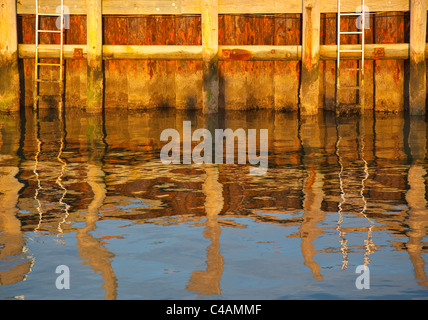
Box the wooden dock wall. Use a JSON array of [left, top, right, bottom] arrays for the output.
[[1, 0, 428, 114]]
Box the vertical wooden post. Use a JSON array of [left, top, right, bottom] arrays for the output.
[[0, 0, 20, 112], [201, 0, 219, 114], [300, 0, 321, 115], [87, 0, 103, 113], [409, 0, 427, 115]]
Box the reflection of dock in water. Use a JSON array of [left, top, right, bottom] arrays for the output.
[[2, 109, 428, 292], [0, 115, 33, 286], [335, 116, 375, 270], [187, 164, 224, 296], [299, 115, 326, 281], [405, 117, 428, 288], [31, 109, 72, 236], [75, 113, 118, 300]]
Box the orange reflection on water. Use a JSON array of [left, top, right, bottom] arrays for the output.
[[0, 108, 427, 298]]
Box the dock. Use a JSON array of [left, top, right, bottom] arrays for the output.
[[0, 0, 427, 114]]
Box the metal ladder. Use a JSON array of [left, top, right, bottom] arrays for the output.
[[33, 0, 65, 110], [336, 0, 365, 109]]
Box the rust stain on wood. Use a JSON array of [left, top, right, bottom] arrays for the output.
[[73, 48, 84, 59], [222, 48, 252, 60], [373, 47, 385, 59]]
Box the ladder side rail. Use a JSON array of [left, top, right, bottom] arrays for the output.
[[360, 0, 365, 107], [34, 0, 40, 108], [336, 0, 341, 107]]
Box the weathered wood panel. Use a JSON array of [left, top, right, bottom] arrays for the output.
[[363, 14, 375, 110], [175, 15, 202, 109], [273, 14, 300, 111], [245, 15, 275, 109], [102, 15, 202, 109], [219, 15, 247, 109], [16, 11, 421, 112], [65, 15, 87, 108], [374, 12, 405, 112]]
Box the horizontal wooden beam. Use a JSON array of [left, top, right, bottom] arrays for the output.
[[19, 44, 88, 59], [18, 43, 423, 60], [103, 45, 203, 60], [320, 43, 412, 60], [17, 0, 415, 15]]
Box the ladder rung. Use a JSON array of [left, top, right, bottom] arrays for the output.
[[338, 86, 362, 89], [339, 68, 362, 71], [37, 13, 62, 16], [340, 13, 363, 16], [36, 79, 62, 83], [37, 45, 62, 49], [37, 30, 62, 33], [339, 31, 364, 35], [36, 62, 62, 66]]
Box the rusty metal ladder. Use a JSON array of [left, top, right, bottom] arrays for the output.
[[33, 0, 65, 111], [336, 0, 365, 110]]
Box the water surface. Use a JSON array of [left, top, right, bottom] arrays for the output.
[[0, 108, 427, 300]]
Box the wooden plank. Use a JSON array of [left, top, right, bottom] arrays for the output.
[[409, 0, 427, 115], [104, 16, 131, 108], [300, 0, 320, 115], [127, 16, 147, 109], [149, 15, 172, 108], [363, 13, 374, 110], [0, 0, 20, 111], [222, 15, 248, 110], [239, 15, 275, 109], [87, 0, 103, 112], [65, 15, 87, 107], [273, 14, 300, 111], [255, 15, 274, 109], [17, 0, 416, 15], [374, 12, 405, 112], [164, 15, 177, 107], [201, 0, 219, 113], [175, 15, 202, 109]]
